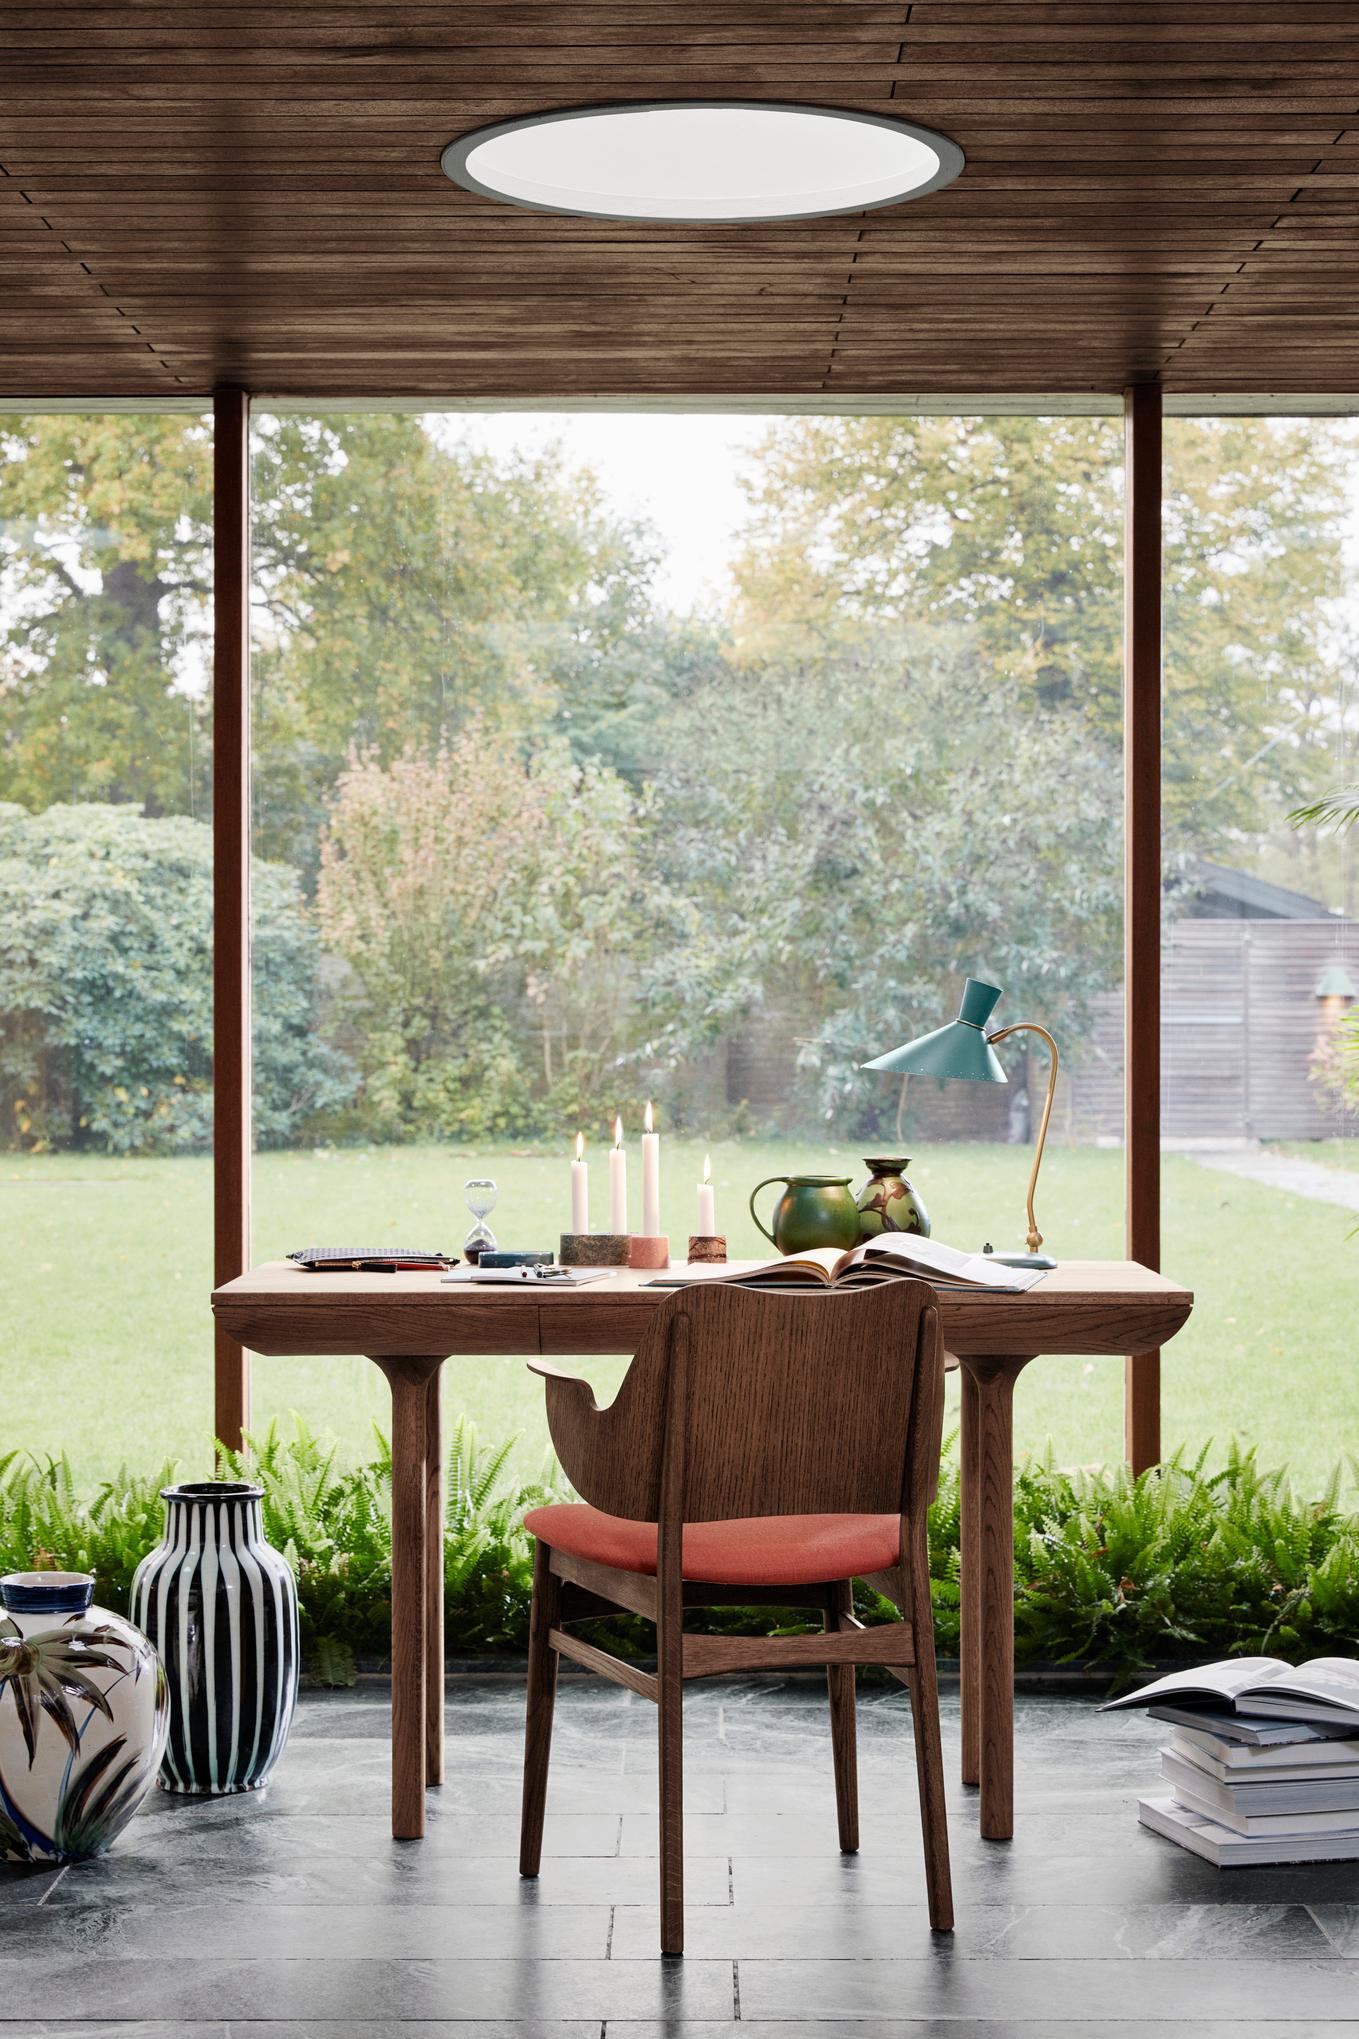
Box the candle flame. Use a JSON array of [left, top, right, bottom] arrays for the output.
[[703, 1153, 711, 1183], [644, 1099, 654, 1134], [575, 1131, 584, 1163], [613, 1113, 623, 1147]]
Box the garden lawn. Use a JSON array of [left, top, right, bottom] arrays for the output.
[[1272, 1139, 1359, 1173], [3, 1141, 1355, 1498]]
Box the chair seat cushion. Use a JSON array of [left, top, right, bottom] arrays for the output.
[[523, 1503, 901, 1587]]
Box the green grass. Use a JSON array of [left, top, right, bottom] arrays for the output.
[[1271, 1139, 1359, 1173], [3, 1140, 1356, 1497]]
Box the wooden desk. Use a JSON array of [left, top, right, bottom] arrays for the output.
[[212, 1260, 1191, 1842]]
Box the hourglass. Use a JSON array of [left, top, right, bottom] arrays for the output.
[[462, 1177, 499, 1263]]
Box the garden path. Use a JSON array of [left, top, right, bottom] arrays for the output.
[[1186, 1145, 1359, 1213]]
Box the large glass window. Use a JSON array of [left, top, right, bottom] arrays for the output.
[[1154, 418, 1359, 1494], [245, 411, 1127, 1468], [0, 413, 215, 1476], [8, 407, 1351, 1489]]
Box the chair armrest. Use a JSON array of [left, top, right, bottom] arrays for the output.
[[526, 1357, 596, 1391], [525, 1356, 606, 1498]]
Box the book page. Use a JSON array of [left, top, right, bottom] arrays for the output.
[[1257, 1659, 1359, 1715], [1100, 1656, 1288, 1711], [844, 1232, 1048, 1290]]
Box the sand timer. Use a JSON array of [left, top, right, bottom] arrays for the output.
[[462, 1177, 499, 1263]]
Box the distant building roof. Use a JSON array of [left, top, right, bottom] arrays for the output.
[[1178, 859, 1341, 922]]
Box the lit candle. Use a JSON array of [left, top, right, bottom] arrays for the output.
[[570, 1131, 589, 1234], [609, 1115, 628, 1232], [697, 1153, 716, 1237], [642, 1099, 661, 1238]]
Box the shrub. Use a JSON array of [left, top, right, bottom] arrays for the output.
[[2, 1426, 1356, 1684], [0, 802, 354, 1152], [0, 1417, 558, 1685]]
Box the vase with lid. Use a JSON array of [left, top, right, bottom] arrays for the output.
[[0, 1570, 168, 1863], [131, 1480, 299, 1795]]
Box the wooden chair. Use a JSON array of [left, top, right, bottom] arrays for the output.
[[517, 1278, 952, 1955]]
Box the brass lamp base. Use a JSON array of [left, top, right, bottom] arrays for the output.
[[987, 1250, 1057, 1271]]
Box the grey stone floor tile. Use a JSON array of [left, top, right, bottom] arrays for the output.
[[738, 1955, 1359, 2023], [221, 2027, 605, 2039], [47, 1847, 727, 1910], [0, 1953, 735, 2022], [1306, 1905, 1359, 1954], [608, 2026, 1359, 2038], [7, 2027, 233, 2038], [67, 1809, 624, 1867], [0, 1897, 611, 1961], [0, 1865, 53, 1913], [12, 1682, 1359, 2031], [611, 1899, 1333, 1962], [621, 1806, 1132, 1858], [222, 2027, 604, 2039], [725, 1842, 1359, 1911], [140, 1792, 624, 1853]]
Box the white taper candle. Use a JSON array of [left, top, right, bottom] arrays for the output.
[[609, 1115, 628, 1233], [641, 1099, 661, 1238], [570, 1130, 589, 1234], [697, 1152, 716, 1237]]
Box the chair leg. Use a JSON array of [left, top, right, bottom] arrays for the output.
[[657, 1571, 684, 1954], [905, 1579, 954, 1932], [519, 1539, 560, 1877], [826, 1580, 859, 1852]]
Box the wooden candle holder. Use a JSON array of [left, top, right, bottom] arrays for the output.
[[687, 1235, 728, 1263], [560, 1232, 631, 1267], [627, 1234, 670, 1270]]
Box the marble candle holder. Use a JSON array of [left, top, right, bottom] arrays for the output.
[[559, 1232, 630, 1267], [627, 1234, 670, 1271]]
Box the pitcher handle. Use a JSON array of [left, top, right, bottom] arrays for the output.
[[748, 1176, 788, 1247]]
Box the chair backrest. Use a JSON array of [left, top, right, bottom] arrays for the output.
[[554, 1280, 944, 1526]]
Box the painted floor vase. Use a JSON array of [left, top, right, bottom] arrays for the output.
[[0, 1570, 169, 1862], [131, 1480, 299, 1795]]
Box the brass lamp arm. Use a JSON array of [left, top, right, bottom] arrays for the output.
[[986, 1022, 1059, 1255]]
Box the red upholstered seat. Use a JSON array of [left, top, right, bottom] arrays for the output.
[[524, 1503, 901, 1588]]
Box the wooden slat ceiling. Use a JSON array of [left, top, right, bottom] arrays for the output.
[[3, 1, 1359, 402]]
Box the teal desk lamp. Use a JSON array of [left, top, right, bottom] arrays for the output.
[[861, 977, 1059, 1270]]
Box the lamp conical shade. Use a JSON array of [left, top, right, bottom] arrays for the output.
[[861, 976, 1008, 1082]]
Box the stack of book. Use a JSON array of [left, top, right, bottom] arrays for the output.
[[1103, 1655, 1359, 1865]]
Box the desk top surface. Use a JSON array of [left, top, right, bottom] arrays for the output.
[[213, 1258, 1192, 1360]]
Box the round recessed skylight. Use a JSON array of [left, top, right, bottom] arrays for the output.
[[440, 102, 963, 224]]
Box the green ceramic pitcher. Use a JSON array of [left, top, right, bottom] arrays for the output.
[[749, 1174, 862, 1255]]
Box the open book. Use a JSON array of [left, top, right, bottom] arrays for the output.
[[656, 1232, 1047, 1294], [1104, 1656, 1359, 1728]]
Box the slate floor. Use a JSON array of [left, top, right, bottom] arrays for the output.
[[4, 1675, 1359, 2036]]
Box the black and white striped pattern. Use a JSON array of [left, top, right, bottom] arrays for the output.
[[131, 1482, 299, 1796]]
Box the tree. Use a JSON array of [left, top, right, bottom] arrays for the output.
[[0, 414, 662, 859], [0, 803, 352, 1153], [0, 416, 213, 817], [315, 728, 650, 1139], [730, 415, 1355, 851], [639, 631, 1121, 1131], [249, 416, 659, 863]]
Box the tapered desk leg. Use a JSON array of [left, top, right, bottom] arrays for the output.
[[958, 1355, 1032, 1842], [424, 1362, 445, 1786], [374, 1356, 440, 1840], [959, 1365, 981, 1788]]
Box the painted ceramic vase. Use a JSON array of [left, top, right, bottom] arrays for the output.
[[131, 1480, 299, 1796], [855, 1158, 931, 1242], [0, 1570, 168, 1864], [749, 1174, 863, 1254]]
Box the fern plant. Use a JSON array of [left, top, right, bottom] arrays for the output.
[[3, 1426, 1358, 1686]]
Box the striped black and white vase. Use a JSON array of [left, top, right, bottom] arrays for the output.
[[131, 1481, 299, 1795]]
